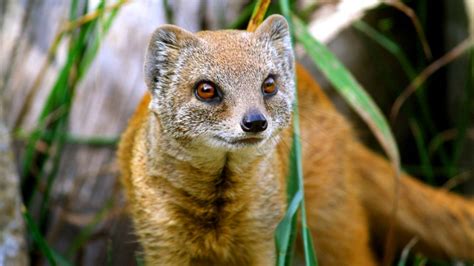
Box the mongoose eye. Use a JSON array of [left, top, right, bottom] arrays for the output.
[[262, 76, 278, 97], [194, 81, 221, 102]]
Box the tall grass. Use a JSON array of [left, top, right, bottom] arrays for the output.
[[19, 0, 125, 264], [353, 3, 474, 265]]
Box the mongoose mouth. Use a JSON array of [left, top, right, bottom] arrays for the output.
[[214, 136, 264, 146]]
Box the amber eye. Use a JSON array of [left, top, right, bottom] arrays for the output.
[[262, 76, 278, 97], [194, 81, 221, 102]]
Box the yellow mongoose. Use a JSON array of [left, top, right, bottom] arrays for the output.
[[118, 15, 474, 265]]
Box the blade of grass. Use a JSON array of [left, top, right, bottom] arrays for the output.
[[246, 0, 271, 32], [354, 16, 439, 178], [292, 14, 401, 265], [280, 1, 318, 265], [390, 38, 474, 125], [353, 21, 416, 78], [274, 190, 302, 266], [383, 0, 432, 60], [448, 48, 473, 178], [38, 0, 124, 231], [409, 119, 434, 184], [293, 15, 400, 179], [21, 24, 82, 205], [21, 0, 124, 263], [135, 255, 145, 266], [397, 237, 418, 266], [390, 37, 474, 179], [353, 20, 452, 173], [38, 0, 98, 223], [38, 119, 70, 228], [69, 0, 79, 20], [106, 239, 113, 266], [14, 0, 129, 129], [22, 0, 93, 207], [289, 89, 318, 266], [22, 0, 121, 207], [163, 0, 174, 24], [79, 0, 125, 79], [413, 254, 428, 266], [63, 0, 129, 32], [22, 206, 72, 266]]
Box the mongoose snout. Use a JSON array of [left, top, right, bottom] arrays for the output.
[[240, 109, 268, 132]]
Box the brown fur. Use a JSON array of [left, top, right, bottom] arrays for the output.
[[118, 15, 474, 265]]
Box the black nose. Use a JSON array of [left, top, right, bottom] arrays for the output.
[[241, 111, 268, 133]]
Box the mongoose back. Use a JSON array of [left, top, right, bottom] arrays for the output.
[[118, 15, 474, 265]]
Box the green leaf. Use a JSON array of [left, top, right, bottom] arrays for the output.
[[291, 97, 318, 266], [276, 1, 318, 265], [275, 190, 301, 266], [292, 15, 400, 175]]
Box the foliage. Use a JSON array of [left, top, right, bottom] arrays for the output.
[[19, 0, 125, 264]]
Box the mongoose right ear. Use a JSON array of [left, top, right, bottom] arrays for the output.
[[255, 15, 294, 70], [144, 25, 197, 90]]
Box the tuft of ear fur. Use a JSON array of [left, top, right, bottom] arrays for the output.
[[144, 25, 197, 90], [256, 15, 290, 42], [256, 15, 294, 71]]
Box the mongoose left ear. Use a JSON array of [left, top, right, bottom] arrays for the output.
[[255, 15, 293, 68], [144, 25, 198, 90]]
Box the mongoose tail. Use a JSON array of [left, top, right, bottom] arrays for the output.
[[353, 143, 474, 260], [296, 63, 474, 262]]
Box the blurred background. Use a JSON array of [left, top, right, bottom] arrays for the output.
[[0, 0, 472, 265]]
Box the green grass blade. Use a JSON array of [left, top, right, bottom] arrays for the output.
[[279, 1, 318, 265], [21, 9, 89, 204], [22, 206, 72, 266], [291, 100, 318, 266], [64, 134, 119, 146], [293, 15, 400, 173], [353, 21, 416, 78], [449, 48, 474, 176], [302, 227, 317, 265], [136, 255, 145, 266], [397, 237, 418, 266], [352, 20, 452, 171], [247, 0, 271, 32], [79, 0, 123, 79], [275, 190, 302, 266], [21, 1, 125, 263], [69, 0, 79, 20], [163, 0, 174, 24], [409, 119, 434, 184]]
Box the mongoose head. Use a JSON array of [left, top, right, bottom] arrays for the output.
[[144, 15, 294, 150]]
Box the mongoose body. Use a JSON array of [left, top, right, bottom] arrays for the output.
[[118, 15, 474, 265]]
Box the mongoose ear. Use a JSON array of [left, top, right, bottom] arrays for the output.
[[144, 25, 197, 90], [255, 15, 293, 70]]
